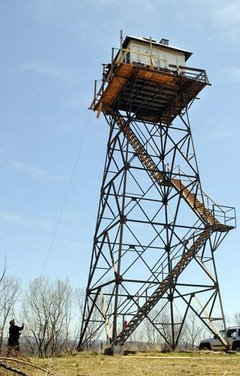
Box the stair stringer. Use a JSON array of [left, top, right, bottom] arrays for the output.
[[112, 227, 211, 345], [115, 113, 228, 231]]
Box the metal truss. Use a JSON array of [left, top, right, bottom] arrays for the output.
[[79, 47, 236, 352]]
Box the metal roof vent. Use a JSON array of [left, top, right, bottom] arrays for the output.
[[160, 38, 169, 46]]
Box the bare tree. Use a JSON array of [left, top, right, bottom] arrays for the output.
[[143, 311, 162, 350], [22, 277, 72, 357], [0, 274, 20, 353], [180, 312, 205, 350], [72, 288, 84, 347], [234, 313, 240, 326], [141, 305, 179, 352], [76, 287, 109, 350]]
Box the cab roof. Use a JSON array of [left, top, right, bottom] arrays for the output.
[[122, 35, 192, 62]]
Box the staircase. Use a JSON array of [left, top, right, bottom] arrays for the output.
[[113, 228, 211, 345], [111, 113, 231, 346], [116, 114, 228, 231]]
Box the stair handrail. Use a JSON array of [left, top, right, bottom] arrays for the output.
[[113, 227, 212, 345], [172, 166, 236, 228]]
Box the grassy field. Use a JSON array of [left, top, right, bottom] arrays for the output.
[[1, 352, 240, 375]]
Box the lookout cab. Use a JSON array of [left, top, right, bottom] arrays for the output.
[[91, 35, 210, 124]]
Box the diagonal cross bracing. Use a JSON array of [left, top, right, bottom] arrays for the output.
[[114, 228, 212, 345], [109, 112, 233, 345], [79, 37, 236, 352], [115, 114, 227, 231]]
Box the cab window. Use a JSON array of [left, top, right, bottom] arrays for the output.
[[227, 329, 236, 338]]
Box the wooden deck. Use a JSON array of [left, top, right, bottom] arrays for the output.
[[93, 63, 209, 124]]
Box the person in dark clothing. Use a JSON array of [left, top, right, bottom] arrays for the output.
[[7, 319, 24, 356]]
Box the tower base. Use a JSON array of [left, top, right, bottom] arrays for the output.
[[104, 345, 124, 356]]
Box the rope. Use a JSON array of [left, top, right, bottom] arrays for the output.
[[40, 112, 92, 275]]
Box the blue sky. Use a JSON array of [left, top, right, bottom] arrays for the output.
[[0, 0, 239, 320]]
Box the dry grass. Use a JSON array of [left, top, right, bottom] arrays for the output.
[[1, 352, 240, 375]]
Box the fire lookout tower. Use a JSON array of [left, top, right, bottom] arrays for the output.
[[79, 34, 236, 353]]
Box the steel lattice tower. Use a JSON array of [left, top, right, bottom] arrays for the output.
[[79, 35, 235, 353]]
